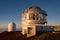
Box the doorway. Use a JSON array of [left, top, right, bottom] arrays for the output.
[[28, 27, 32, 34]]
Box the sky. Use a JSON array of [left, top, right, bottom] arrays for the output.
[[0, 0, 60, 29]]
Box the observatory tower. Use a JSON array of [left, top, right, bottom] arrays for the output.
[[21, 6, 60, 37], [22, 6, 47, 37], [8, 22, 16, 32]]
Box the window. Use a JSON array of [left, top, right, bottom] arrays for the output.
[[29, 13, 40, 20], [33, 17, 35, 20], [37, 17, 39, 20], [29, 14, 35, 20], [33, 14, 35, 16], [33, 14, 35, 20]]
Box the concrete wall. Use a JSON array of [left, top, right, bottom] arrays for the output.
[[36, 26, 54, 33]]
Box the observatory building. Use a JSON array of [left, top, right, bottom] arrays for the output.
[[8, 22, 16, 32], [22, 6, 60, 37]]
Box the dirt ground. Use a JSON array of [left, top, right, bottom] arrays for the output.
[[0, 31, 60, 40]]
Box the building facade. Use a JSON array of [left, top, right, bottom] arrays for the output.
[[22, 6, 60, 37]]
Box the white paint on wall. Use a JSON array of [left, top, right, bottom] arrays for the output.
[[8, 22, 16, 32]]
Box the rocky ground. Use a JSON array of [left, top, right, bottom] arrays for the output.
[[0, 31, 60, 40]]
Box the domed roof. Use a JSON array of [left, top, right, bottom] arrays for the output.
[[41, 10, 47, 16], [28, 6, 41, 10], [23, 6, 47, 16], [24, 6, 41, 13]]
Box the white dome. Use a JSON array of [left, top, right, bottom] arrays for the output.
[[8, 22, 16, 32]]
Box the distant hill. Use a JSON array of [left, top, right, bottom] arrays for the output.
[[0, 31, 60, 40]]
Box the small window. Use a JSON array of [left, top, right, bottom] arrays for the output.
[[33, 14, 35, 20], [33, 14, 35, 16], [29, 13, 40, 20], [33, 17, 35, 20]]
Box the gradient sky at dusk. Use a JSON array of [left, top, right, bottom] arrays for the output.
[[0, 0, 60, 29]]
